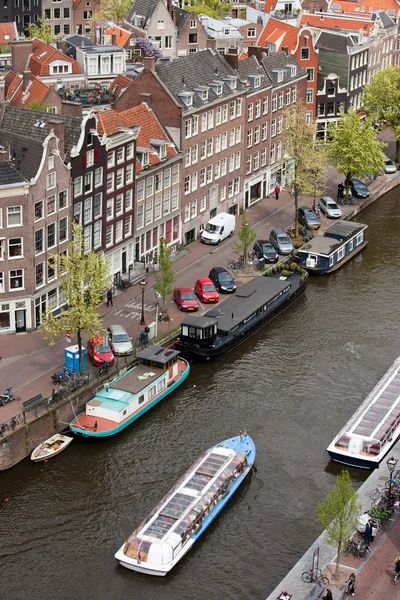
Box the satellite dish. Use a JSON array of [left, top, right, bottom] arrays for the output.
[[57, 87, 65, 96]]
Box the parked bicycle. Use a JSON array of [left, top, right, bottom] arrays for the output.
[[342, 538, 369, 559], [51, 368, 70, 386], [301, 568, 329, 588], [0, 387, 15, 405], [96, 360, 113, 377]]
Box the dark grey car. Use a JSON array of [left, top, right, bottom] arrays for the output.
[[253, 240, 278, 263], [298, 206, 320, 230], [269, 229, 294, 255]]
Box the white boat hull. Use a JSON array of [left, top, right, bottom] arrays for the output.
[[31, 434, 73, 462]]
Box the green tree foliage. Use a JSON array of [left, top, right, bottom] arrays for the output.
[[94, 0, 131, 20], [306, 144, 329, 211], [363, 66, 400, 161], [328, 108, 386, 201], [25, 19, 54, 43], [42, 224, 110, 374], [28, 100, 46, 112], [232, 211, 256, 269], [154, 238, 175, 310], [184, 0, 229, 19], [282, 102, 326, 236], [318, 470, 361, 576]]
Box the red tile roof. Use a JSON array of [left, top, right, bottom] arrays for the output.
[[0, 22, 18, 45], [300, 14, 374, 34], [264, 0, 277, 10], [4, 70, 21, 99], [238, 51, 248, 60], [97, 103, 177, 171], [9, 74, 51, 108], [28, 38, 80, 77], [258, 17, 300, 52], [109, 73, 132, 99], [104, 24, 131, 48], [331, 0, 400, 15]]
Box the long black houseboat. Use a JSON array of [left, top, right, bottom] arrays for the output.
[[178, 270, 308, 361]]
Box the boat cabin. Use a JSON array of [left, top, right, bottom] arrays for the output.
[[180, 277, 291, 348], [136, 346, 180, 372], [297, 221, 367, 273]]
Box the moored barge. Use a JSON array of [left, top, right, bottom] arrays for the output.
[[69, 346, 190, 438], [297, 221, 367, 274], [327, 357, 400, 469], [178, 270, 308, 361], [115, 433, 256, 576]]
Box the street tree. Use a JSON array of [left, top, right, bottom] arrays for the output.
[[154, 237, 175, 311], [184, 0, 229, 18], [25, 19, 54, 43], [42, 224, 110, 374], [318, 470, 361, 577], [328, 108, 386, 201], [282, 102, 326, 236], [232, 211, 256, 269], [94, 0, 131, 20], [133, 37, 163, 59], [363, 66, 400, 161], [306, 144, 329, 211]]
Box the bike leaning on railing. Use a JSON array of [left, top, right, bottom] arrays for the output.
[[96, 360, 113, 377], [301, 568, 329, 588]]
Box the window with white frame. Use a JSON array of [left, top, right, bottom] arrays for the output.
[[34, 201, 43, 221], [137, 204, 143, 228], [220, 186, 226, 201], [117, 147, 124, 164], [9, 237, 23, 258], [59, 189, 68, 210], [306, 111, 313, 124], [74, 176, 82, 197], [84, 197, 92, 223], [107, 151, 115, 168], [86, 148, 94, 167], [93, 220, 101, 248], [191, 172, 198, 192], [35, 262, 44, 287], [235, 151, 240, 169], [47, 223, 56, 249], [254, 152, 259, 171], [229, 154, 234, 173], [10, 268, 23, 289], [73, 202, 82, 225], [255, 99, 261, 118], [155, 195, 162, 219], [107, 173, 114, 193], [116, 168, 124, 189], [185, 148, 191, 167], [191, 199, 197, 218], [201, 113, 207, 132], [146, 200, 152, 224], [278, 91, 284, 109], [172, 164, 179, 184], [216, 106, 221, 126], [47, 195, 56, 215], [106, 225, 113, 247], [185, 119, 191, 139], [248, 103, 254, 122], [127, 142, 134, 159], [270, 144, 275, 164], [184, 175, 190, 194], [163, 169, 170, 188], [246, 155, 252, 174], [199, 196, 206, 212], [272, 94, 277, 111], [207, 138, 213, 157], [126, 164, 134, 184], [263, 96, 269, 114], [83, 225, 91, 252], [137, 181, 144, 201], [292, 86, 297, 102], [215, 134, 221, 153], [230, 101, 236, 119], [207, 110, 213, 129], [184, 202, 190, 222], [228, 180, 233, 198], [222, 104, 228, 123], [35, 229, 43, 255], [115, 220, 123, 243], [191, 144, 198, 164], [215, 161, 220, 179], [106, 198, 114, 221], [234, 177, 240, 195], [116, 194, 124, 216], [230, 128, 235, 147], [306, 88, 313, 103], [125, 189, 133, 212], [146, 177, 154, 197], [47, 172, 56, 190], [261, 147, 266, 166], [277, 143, 282, 160], [124, 216, 132, 237], [7, 206, 22, 227], [271, 119, 276, 137], [277, 116, 283, 134], [164, 190, 171, 214], [221, 132, 227, 150], [206, 165, 213, 183], [221, 158, 227, 177], [192, 116, 198, 136], [235, 125, 241, 143], [171, 188, 178, 210], [200, 168, 206, 186], [236, 98, 242, 116], [254, 125, 260, 144], [247, 129, 253, 148]]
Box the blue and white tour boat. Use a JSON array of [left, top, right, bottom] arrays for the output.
[[327, 357, 400, 469], [115, 432, 256, 575]]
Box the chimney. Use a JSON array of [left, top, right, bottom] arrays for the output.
[[47, 119, 65, 156], [282, 45, 289, 55], [57, 38, 67, 53], [22, 70, 31, 92], [206, 38, 217, 51], [11, 40, 33, 74], [172, 7, 177, 23], [248, 46, 268, 61], [140, 92, 152, 106], [167, 0, 173, 16], [61, 100, 83, 118], [143, 56, 156, 71], [224, 49, 239, 71], [111, 34, 117, 46]]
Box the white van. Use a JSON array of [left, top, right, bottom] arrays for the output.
[[201, 212, 235, 245]]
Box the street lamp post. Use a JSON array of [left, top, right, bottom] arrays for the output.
[[386, 456, 398, 508], [139, 279, 147, 327]]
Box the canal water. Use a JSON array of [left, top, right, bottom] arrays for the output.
[[2, 189, 400, 600]]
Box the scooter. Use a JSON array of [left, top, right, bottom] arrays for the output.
[[0, 387, 15, 405]]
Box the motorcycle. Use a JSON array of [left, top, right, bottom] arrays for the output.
[[0, 387, 15, 405]]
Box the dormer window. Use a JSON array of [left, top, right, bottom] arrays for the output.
[[210, 80, 223, 95], [194, 86, 209, 101], [159, 145, 166, 160], [178, 92, 194, 107], [223, 75, 237, 90], [273, 69, 284, 83], [224, 28, 230, 35], [201, 89, 208, 100], [249, 74, 261, 88], [137, 148, 149, 167], [290, 65, 296, 77]]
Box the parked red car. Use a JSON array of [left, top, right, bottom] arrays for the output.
[[173, 288, 199, 311], [194, 278, 219, 303], [87, 335, 115, 366]]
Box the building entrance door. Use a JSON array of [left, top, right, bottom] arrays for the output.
[[15, 309, 26, 333], [122, 248, 127, 274]]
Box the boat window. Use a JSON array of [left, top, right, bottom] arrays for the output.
[[160, 492, 194, 519], [329, 255, 334, 267], [204, 326, 214, 339], [337, 246, 345, 262], [185, 473, 213, 492], [138, 394, 145, 404], [148, 386, 156, 399], [348, 239, 353, 252], [356, 232, 363, 246], [158, 379, 166, 391], [123, 410, 127, 415], [182, 325, 189, 336], [145, 515, 176, 539], [188, 326, 202, 339]]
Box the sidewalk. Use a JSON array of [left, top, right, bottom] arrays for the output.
[[0, 150, 398, 420]]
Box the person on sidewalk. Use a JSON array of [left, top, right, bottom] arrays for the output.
[[345, 573, 357, 596], [106, 288, 113, 307], [363, 519, 373, 548], [322, 589, 333, 600], [274, 185, 281, 200]]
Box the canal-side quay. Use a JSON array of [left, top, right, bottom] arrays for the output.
[[266, 440, 400, 600], [0, 170, 399, 472]]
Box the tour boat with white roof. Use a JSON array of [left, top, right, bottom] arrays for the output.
[[327, 357, 400, 469], [115, 432, 256, 576], [69, 346, 190, 438]]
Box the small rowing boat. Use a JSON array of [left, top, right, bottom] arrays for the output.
[[31, 434, 73, 462], [115, 432, 256, 576]]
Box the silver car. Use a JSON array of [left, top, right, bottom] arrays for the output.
[[269, 229, 294, 255], [319, 196, 342, 219], [384, 157, 397, 174], [107, 324, 133, 356]]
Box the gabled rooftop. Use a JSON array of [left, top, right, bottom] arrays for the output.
[[300, 13, 375, 34], [0, 22, 18, 45], [9, 74, 52, 108], [258, 17, 300, 53], [104, 23, 132, 47], [0, 161, 27, 186], [330, 0, 400, 18], [126, 0, 160, 27], [109, 73, 132, 99], [29, 38, 80, 77]]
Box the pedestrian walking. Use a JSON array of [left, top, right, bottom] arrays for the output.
[[106, 288, 113, 307], [274, 185, 281, 200], [363, 519, 373, 547], [315, 205, 321, 218]]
